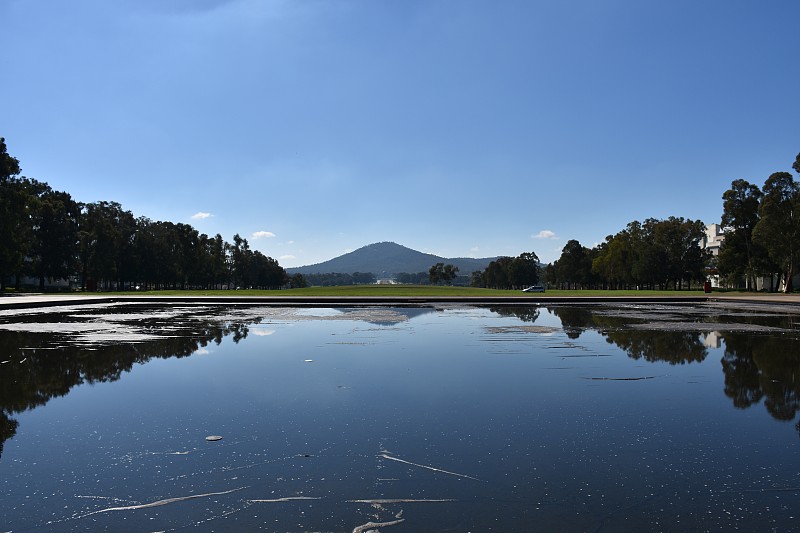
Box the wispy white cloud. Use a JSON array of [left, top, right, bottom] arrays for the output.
[[469, 246, 480, 257], [252, 231, 276, 239], [532, 230, 558, 239], [280, 254, 296, 260], [191, 212, 212, 220], [252, 329, 275, 337]]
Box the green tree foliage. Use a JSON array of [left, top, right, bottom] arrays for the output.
[[753, 172, 800, 293], [289, 273, 308, 288], [474, 253, 540, 289], [0, 140, 27, 288], [29, 189, 81, 289], [718, 179, 771, 289], [590, 218, 709, 290], [79, 201, 137, 289], [396, 272, 430, 284], [0, 136, 290, 292], [428, 262, 459, 285], [0, 138, 20, 179], [508, 252, 540, 288], [0, 179, 30, 288], [352, 272, 377, 284], [554, 240, 593, 289]]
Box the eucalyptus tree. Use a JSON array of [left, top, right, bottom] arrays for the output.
[[555, 240, 593, 289], [508, 252, 540, 288], [720, 179, 763, 289], [752, 172, 800, 293], [481, 257, 512, 289], [230, 234, 251, 288], [428, 262, 458, 285], [0, 159, 26, 287], [206, 234, 229, 289], [79, 201, 136, 289], [28, 189, 81, 289], [0, 138, 20, 179], [249, 251, 286, 289], [592, 232, 635, 289], [651, 217, 708, 290]]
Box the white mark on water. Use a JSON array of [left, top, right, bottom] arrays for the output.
[[76, 487, 246, 518], [249, 496, 321, 503], [379, 453, 481, 481], [352, 518, 405, 533]]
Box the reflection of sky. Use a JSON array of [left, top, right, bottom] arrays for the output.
[[2, 305, 800, 531]]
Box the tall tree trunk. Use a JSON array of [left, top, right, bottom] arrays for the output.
[[784, 262, 795, 293]]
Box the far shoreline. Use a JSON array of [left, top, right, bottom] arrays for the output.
[[3, 290, 800, 311]]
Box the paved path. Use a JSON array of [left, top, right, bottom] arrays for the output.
[[2, 292, 800, 311]]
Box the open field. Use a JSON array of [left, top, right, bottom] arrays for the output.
[[4, 285, 729, 298]]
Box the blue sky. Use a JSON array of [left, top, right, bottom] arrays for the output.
[[2, 0, 798, 266]]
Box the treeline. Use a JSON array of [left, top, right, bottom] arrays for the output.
[[544, 217, 709, 290], [716, 156, 800, 292], [395, 272, 430, 285], [301, 272, 376, 286], [483, 150, 799, 292], [471, 252, 540, 289], [0, 138, 287, 291], [538, 151, 800, 292]]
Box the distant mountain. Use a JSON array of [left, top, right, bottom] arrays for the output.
[[286, 242, 498, 277]]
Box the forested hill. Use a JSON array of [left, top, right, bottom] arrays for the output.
[[286, 242, 497, 276]]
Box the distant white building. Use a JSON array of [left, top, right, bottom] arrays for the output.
[[702, 223, 799, 291], [702, 224, 725, 256], [702, 224, 725, 287]]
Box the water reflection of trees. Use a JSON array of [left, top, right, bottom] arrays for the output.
[[602, 330, 708, 365], [0, 317, 251, 461], [542, 305, 800, 432], [488, 306, 541, 323], [721, 333, 800, 423]]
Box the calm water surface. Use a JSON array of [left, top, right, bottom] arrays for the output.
[[1, 302, 799, 532]]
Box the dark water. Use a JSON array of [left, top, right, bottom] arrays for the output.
[[1, 302, 799, 532]]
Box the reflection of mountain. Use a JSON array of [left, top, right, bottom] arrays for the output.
[[0, 311, 252, 461]]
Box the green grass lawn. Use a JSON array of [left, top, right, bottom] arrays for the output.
[[40, 285, 719, 298]]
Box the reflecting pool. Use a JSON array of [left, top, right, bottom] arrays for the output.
[[1, 301, 799, 531]]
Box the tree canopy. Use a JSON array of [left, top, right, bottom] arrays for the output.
[[0, 138, 288, 291]]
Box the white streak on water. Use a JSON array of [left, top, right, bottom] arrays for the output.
[[77, 487, 246, 518], [248, 496, 321, 502], [352, 518, 405, 533], [348, 498, 456, 503], [379, 454, 481, 481]]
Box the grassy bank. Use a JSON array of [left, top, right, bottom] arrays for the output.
[[56, 285, 717, 298]]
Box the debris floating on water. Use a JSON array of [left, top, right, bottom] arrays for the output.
[[379, 453, 481, 481], [352, 518, 405, 533], [347, 498, 456, 504], [582, 376, 659, 381], [205, 435, 223, 441], [249, 496, 321, 503], [78, 487, 245, 517]]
